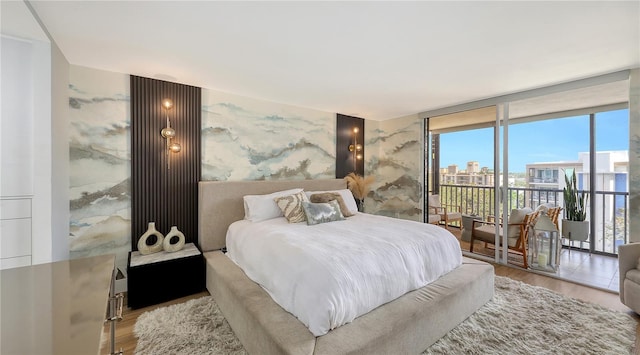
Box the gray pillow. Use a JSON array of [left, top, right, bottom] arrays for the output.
[[302, 200, 345, 226], [309, 192, 355, 217]]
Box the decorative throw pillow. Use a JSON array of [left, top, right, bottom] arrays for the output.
[[428, 194, 441, 208], [535, 204, 549, 213], [305, 189, 359, 215], [274, 191, 309, 223], [302, 200, 345, 226], [507, 207, 533, 238], [535, 203, 555, 213], [309, 193, 355, 217]]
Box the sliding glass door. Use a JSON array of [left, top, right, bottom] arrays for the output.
[[426, 83, 631, 267]]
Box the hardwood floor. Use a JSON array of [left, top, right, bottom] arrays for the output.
[[451, 225, 621, 291], [104, 262, 640, 354]]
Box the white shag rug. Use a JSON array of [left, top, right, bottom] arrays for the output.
[[134, 276, 637, 355]]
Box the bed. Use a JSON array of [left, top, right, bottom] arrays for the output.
[[199, 179, 494, 355]]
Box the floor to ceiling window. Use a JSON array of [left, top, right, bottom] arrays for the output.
[[425, 77, 631, 264]]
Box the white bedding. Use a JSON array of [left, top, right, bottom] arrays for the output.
[[225, 212, 462, 336]]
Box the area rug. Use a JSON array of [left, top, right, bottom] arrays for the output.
[[133, 276, 637, 355]]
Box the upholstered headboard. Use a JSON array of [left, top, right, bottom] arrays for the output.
[[198, 179, 347, 252]]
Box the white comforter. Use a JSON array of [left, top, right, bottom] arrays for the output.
[[226, 212, 462, 336]]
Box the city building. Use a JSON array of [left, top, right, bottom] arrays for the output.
[[526, 150, 628, 196], [526, 151, 629, 250], [440, 161, 494, 186]]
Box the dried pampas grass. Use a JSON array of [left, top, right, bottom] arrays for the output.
[[344, 173, 375, 200]]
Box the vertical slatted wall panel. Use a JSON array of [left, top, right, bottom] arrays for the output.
[[131, 76, 201, 251], [336, 114, 365, 178]]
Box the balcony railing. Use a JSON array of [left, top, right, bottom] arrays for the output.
[[529, 177, 559, 184], [434, 184, 629, 255]]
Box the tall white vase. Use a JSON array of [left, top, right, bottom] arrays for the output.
[[137, 222, 164, 255], [163, 226, 186, 252]]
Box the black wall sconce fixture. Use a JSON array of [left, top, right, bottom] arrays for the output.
[[348, 127, 363, 168], [160, 98, 181, 169]]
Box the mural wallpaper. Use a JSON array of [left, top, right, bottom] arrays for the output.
[[68, 67, 339, 292], [68, 66, 131, 290], [365, 115, 424, 221], [201, 90, 336, 181]]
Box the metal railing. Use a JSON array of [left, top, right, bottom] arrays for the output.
[[529, 177, 559, 184], [433, 184, 629, 255]]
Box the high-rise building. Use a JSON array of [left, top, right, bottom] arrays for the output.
[[467, 161, 479, 173], [440, 161, 493, 186]]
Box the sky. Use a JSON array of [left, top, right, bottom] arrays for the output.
[[439, 109, 629, 173]]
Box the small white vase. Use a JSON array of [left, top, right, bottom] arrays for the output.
[[137, 222, 164, 255], [163, 226, 186, 252]]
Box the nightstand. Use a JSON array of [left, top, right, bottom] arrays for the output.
[[127, 243, 205, 309]]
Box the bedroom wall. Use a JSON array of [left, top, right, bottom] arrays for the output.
[[69, 66, 340, 291], [201, 89, 335, 181], [51, 39, 71, 262], [69, 65, 131, 291], [364, 114, 424, 222]]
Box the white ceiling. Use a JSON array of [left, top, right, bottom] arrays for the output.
[[19, 1, 640, 120]]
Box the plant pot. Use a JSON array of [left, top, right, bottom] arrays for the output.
[[561, 219, 589, 242]]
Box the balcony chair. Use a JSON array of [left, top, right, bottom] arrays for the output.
[[427, 213, 441, 225], [470, 207, 538, 268], [618, 243, 640, 314], [428, 194, 462, 229]]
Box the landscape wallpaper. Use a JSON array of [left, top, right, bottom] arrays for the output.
[[365, 115, 424, 221], [68, 66, 131, 290], [201, 89, 336, 181], [68, 67, 340, 293]]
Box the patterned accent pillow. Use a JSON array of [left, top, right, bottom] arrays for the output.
[[274, 191, 309, 223], [302, 200, 345, 226], [309, 193, 355, 217]]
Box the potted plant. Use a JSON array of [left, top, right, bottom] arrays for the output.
[[562, 170, 589, 244]]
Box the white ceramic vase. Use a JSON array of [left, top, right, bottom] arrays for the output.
[[163, 226, 186, 252], [137, 222, 164, 255]]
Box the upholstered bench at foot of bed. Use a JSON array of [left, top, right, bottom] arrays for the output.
[[204, 251, 316, 355], [204, 251, 494, 355]]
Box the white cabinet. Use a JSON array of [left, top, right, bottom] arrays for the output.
[[1, 35, 38, 268], [1, 36, 34, 197], [0, 198, 32, 269]]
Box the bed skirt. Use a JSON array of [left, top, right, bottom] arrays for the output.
[[204, 251, 494, 355]]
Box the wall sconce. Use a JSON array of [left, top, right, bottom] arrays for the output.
[[160, 98, 181, 169], [348, 127, 363, 167]]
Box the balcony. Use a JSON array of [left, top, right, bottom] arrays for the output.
[[435, 183, 629, 256], [448, 227, 620, 292], [435, 184, 625, 292]]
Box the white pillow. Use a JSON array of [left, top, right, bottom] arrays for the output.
[[535, 202, 555, 213], [305, 189, 358, 215], [243, 188, 303, 222], [507, 207, 533, 238], [428, 194, 441, 208]]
